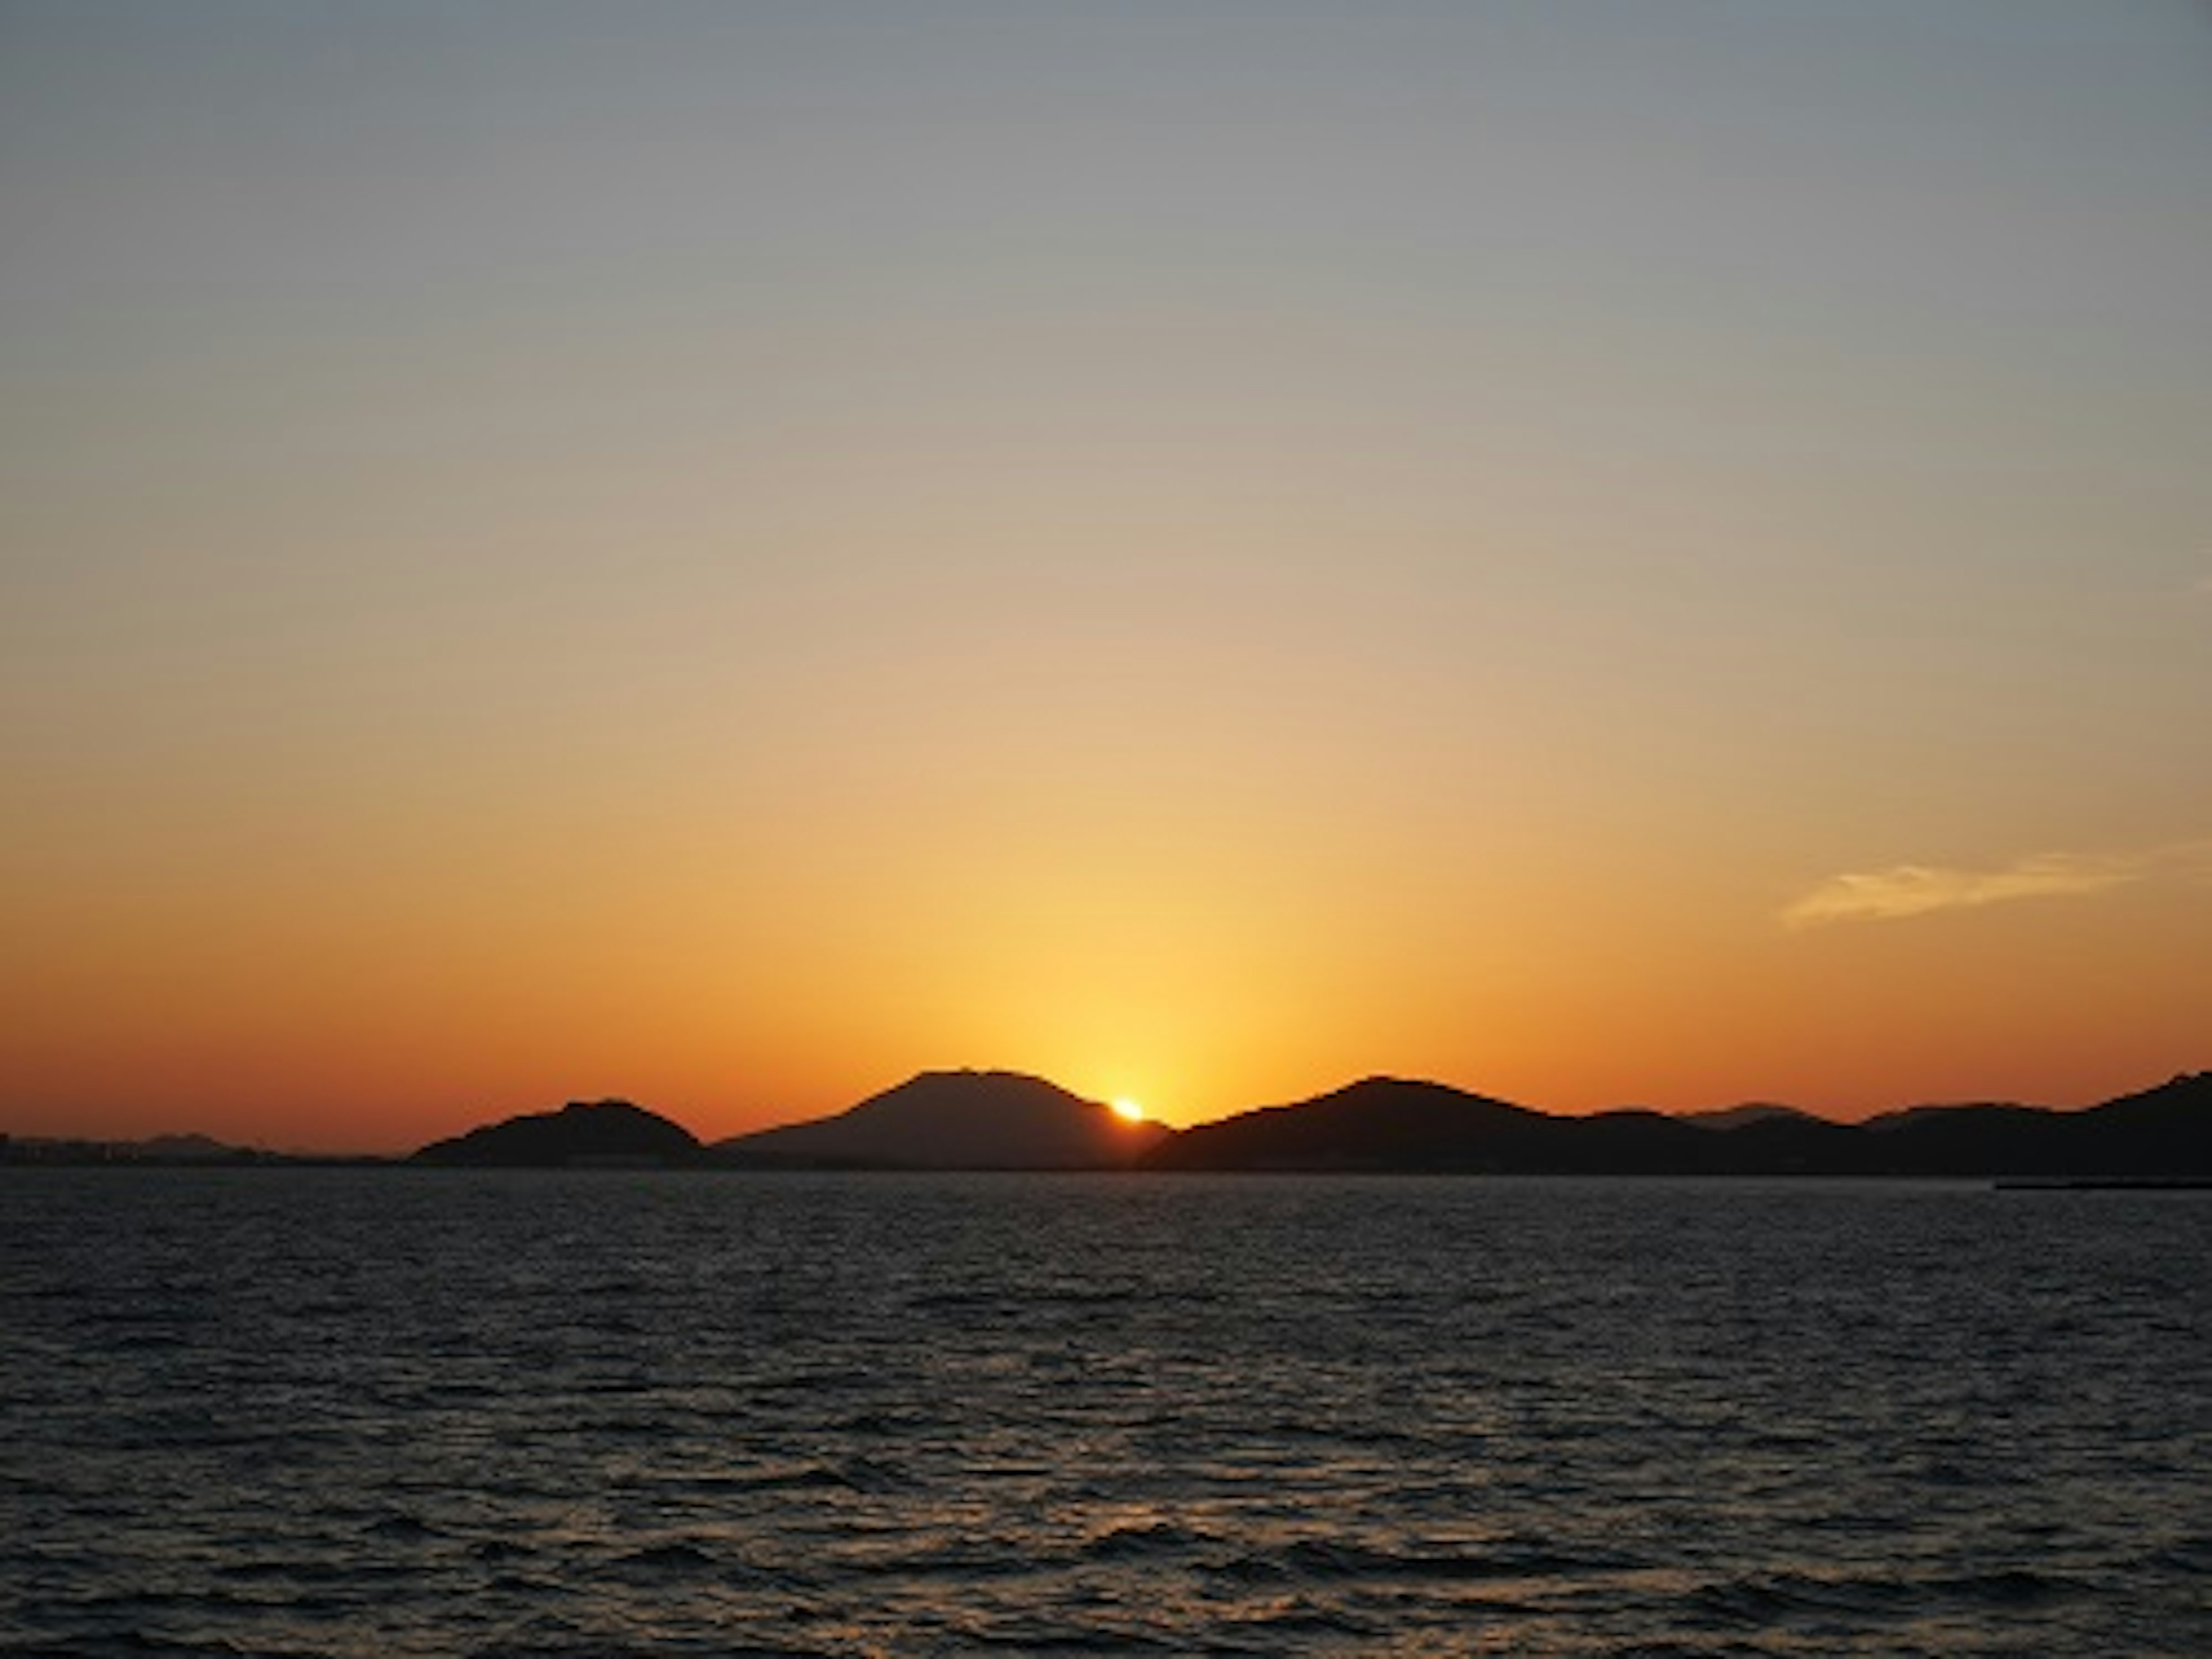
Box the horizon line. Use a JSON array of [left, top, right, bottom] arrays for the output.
[[10, 1063, 2205, 1159]]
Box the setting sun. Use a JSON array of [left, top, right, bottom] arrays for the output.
[[1110, 1097, 1147, 1124]]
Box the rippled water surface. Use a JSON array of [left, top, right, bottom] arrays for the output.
[[3, 1172, 2208, 1656]]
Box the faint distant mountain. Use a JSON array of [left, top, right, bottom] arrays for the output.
[[1139, 1073, 2212, 1179], [0, 1130, 266, 1166], [1676, 1103, 1824, 1131], [1861, 1100, 2028, 1132], [717, 1070, 1171, 1169], [137, 1132, 248, 1163], [412, 1100, 702, 1168]]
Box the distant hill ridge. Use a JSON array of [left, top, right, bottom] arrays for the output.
[[1143, 1072, 2212, 1177], [1676, 1103, 1820, 1131]]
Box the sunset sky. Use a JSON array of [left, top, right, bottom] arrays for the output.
[[5, 2, 2208, 1152]]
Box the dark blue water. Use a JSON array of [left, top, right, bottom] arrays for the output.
[[3, 1172, 2207, 1656]]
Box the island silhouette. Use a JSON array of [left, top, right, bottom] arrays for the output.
[[412, 1099, 705, 1168]]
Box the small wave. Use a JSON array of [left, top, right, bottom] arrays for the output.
[[1220, 1535, 1602, 1585], [844, 1536, 1056, 1582], [1690, 1571, 1907, 1627], [732, 1455, 914, 1493], [1928, 1567, 2084, 1608], [1078, 1519, 1212, 1562], [10, 1633, 327, 1658], [2146, 1536, 2212, 1574], [952, 1610, 1186, 1653], [573, 1415, 671, 1440], [1690, 1565, 2084, 1628], [1225, 1593, 1383, 1639], [728, 1461, 856, 1493], [609, 1540, 717, 1575], [1029, 1282, 1147, 1308], [206, 1557, 415, 1588], [481, 1571, 564, 1599], [825, 1407, 937, 1438], [907, 1289, 1012, 1312], [363, 1512, 444, 1541], [82, 1324, 194, 1351]]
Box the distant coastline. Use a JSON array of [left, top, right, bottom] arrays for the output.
[[9, 1067, 2207, 1181]]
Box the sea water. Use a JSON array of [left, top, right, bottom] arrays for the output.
[[3, 1172, 2207, 1656]]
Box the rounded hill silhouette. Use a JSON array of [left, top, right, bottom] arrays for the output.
[[412, 1100, 702, 1168]]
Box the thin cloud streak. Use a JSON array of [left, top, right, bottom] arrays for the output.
[[1782, 842, 2212, 929]]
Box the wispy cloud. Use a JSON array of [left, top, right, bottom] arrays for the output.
[[1782, 842, 2212, 929]]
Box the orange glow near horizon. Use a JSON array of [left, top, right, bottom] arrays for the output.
[[3, 717, 2208, 1152]]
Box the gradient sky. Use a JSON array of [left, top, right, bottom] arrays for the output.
[[5, 1, 2209, 1151]]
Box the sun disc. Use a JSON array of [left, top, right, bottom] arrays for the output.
[[1110, 1097, 1147, 1123]]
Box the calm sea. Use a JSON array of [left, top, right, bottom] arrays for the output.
[[3, 1172, 2207, 1656]]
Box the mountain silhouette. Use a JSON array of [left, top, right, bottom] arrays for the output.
[[412, 1100, 702, 1168], [717, 1069, 1172, 1169], [131, 1132, 234, 1161]]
